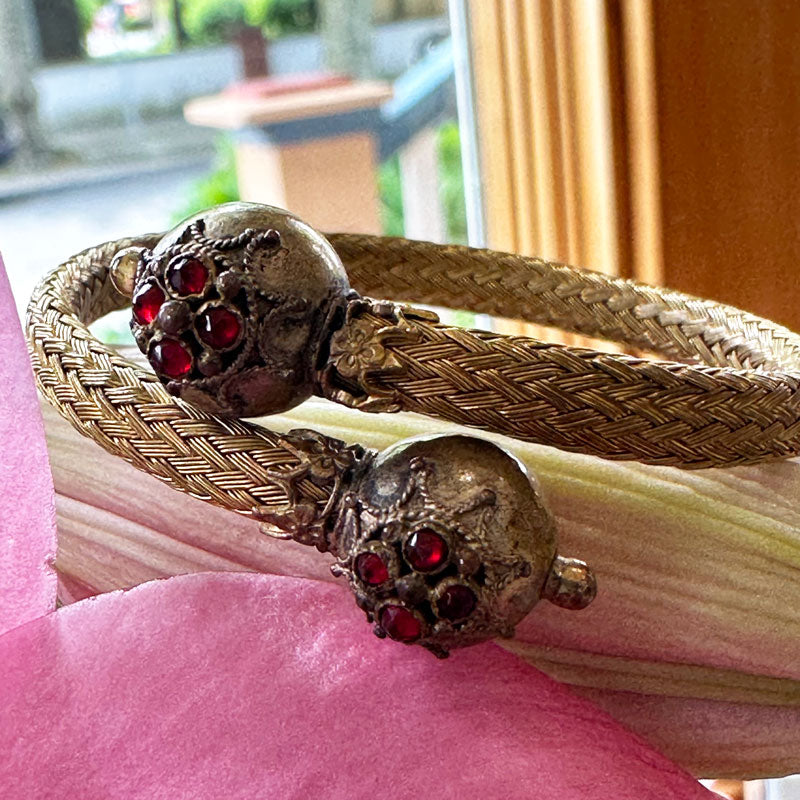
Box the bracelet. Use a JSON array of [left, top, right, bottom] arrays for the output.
[[26, 202, 800, 656], [103, 203, 800, 469]]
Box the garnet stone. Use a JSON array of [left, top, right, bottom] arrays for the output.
[[380, 605, 421, 642], [437, 585, 477, 621], [355, 552, 389, 586], [405, 529, 448, 572], [197, 307, 241, 349], [150, 338, 192, 378], [132, 281, 164, 325], [168, 257, 208, 296]]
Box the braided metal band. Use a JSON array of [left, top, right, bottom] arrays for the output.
[[27, 228, 800, 538], [328, 234, 800, 468], [27, 236, 348, 528]]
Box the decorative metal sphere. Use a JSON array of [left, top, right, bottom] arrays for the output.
[[332, 434, 596, 657], [119, 202, 351, 417]]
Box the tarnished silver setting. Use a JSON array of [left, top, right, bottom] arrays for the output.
[[256, 429, 596, 658], [116, 202, 352, 417], [331, 433, 596, 657], [111, 202, 597, 656]]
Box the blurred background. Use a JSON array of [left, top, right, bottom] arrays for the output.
[[3, 0, 800, 347], [0, 0, 459, 336], [1, 3, 800, 794]]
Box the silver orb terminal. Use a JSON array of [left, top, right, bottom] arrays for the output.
[[113, 202, 351, 417], [329, 434, 596, 658]]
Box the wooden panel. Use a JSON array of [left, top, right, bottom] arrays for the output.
[[649, 0, 800, 330]]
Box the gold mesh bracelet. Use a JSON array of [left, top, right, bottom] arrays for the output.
[[27, 202, 800, 478], [25, 202, 800, 655], [328, 234, 800, 468]]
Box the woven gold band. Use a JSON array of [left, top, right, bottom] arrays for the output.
[[327, 234, 800, 467], [26, 229, 800, 546], [28, 235, 336, 522]]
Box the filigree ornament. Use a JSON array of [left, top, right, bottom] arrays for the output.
[[253, 429, 371, 552], [319, 297, 439, 413], [115, 203, 351, 418]]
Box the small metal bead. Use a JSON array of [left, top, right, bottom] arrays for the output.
[[132, 326, 150, 351], [157, 300, 192, 335], [198, 351, 222, 377], [395, 574, 428, 606], [542, 556, 597, 610], [216, 269, 242, 300], [456, 549, 482, 577], [110, 247, 144, 297]]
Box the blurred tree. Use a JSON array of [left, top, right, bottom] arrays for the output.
[[0, 0, 46, 166], [32, 0, 82, 61], [318, 0, 373, 78]]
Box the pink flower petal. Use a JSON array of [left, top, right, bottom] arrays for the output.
[[0, 572, 712, 800], [41, 398, 800, 776], [0, 255, 56, 634]]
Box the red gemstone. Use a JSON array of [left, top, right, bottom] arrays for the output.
[[437, 585, 477, 621], [355, 552, 390, 586], [197, 306, 241, 349], [150, 338, 192, 378], [168, 258, 208, 295], [405, 529, 448, 572], [380, 605, 421, 642], [132, 281, 164, 325]]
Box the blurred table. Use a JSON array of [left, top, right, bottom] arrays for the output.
[[184, 74, 392, 234]]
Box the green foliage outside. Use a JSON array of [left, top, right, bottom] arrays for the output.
[[378, 120, 467, 244], [171, 135, 240, 224], [76, 0, 317, 51], [436, 120, 468, 244], [182, 0, 317, 44], [261, 0, 317, 36], [74, 0, 105, 36], [378, 155, 404, 238]]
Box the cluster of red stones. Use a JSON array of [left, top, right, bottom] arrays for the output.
[[133, 255, 244, 381], [354, 527, 478, 644]]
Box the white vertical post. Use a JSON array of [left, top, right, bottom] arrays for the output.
[[398, 126, 447, 243], [447, 0, 485, 247]]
